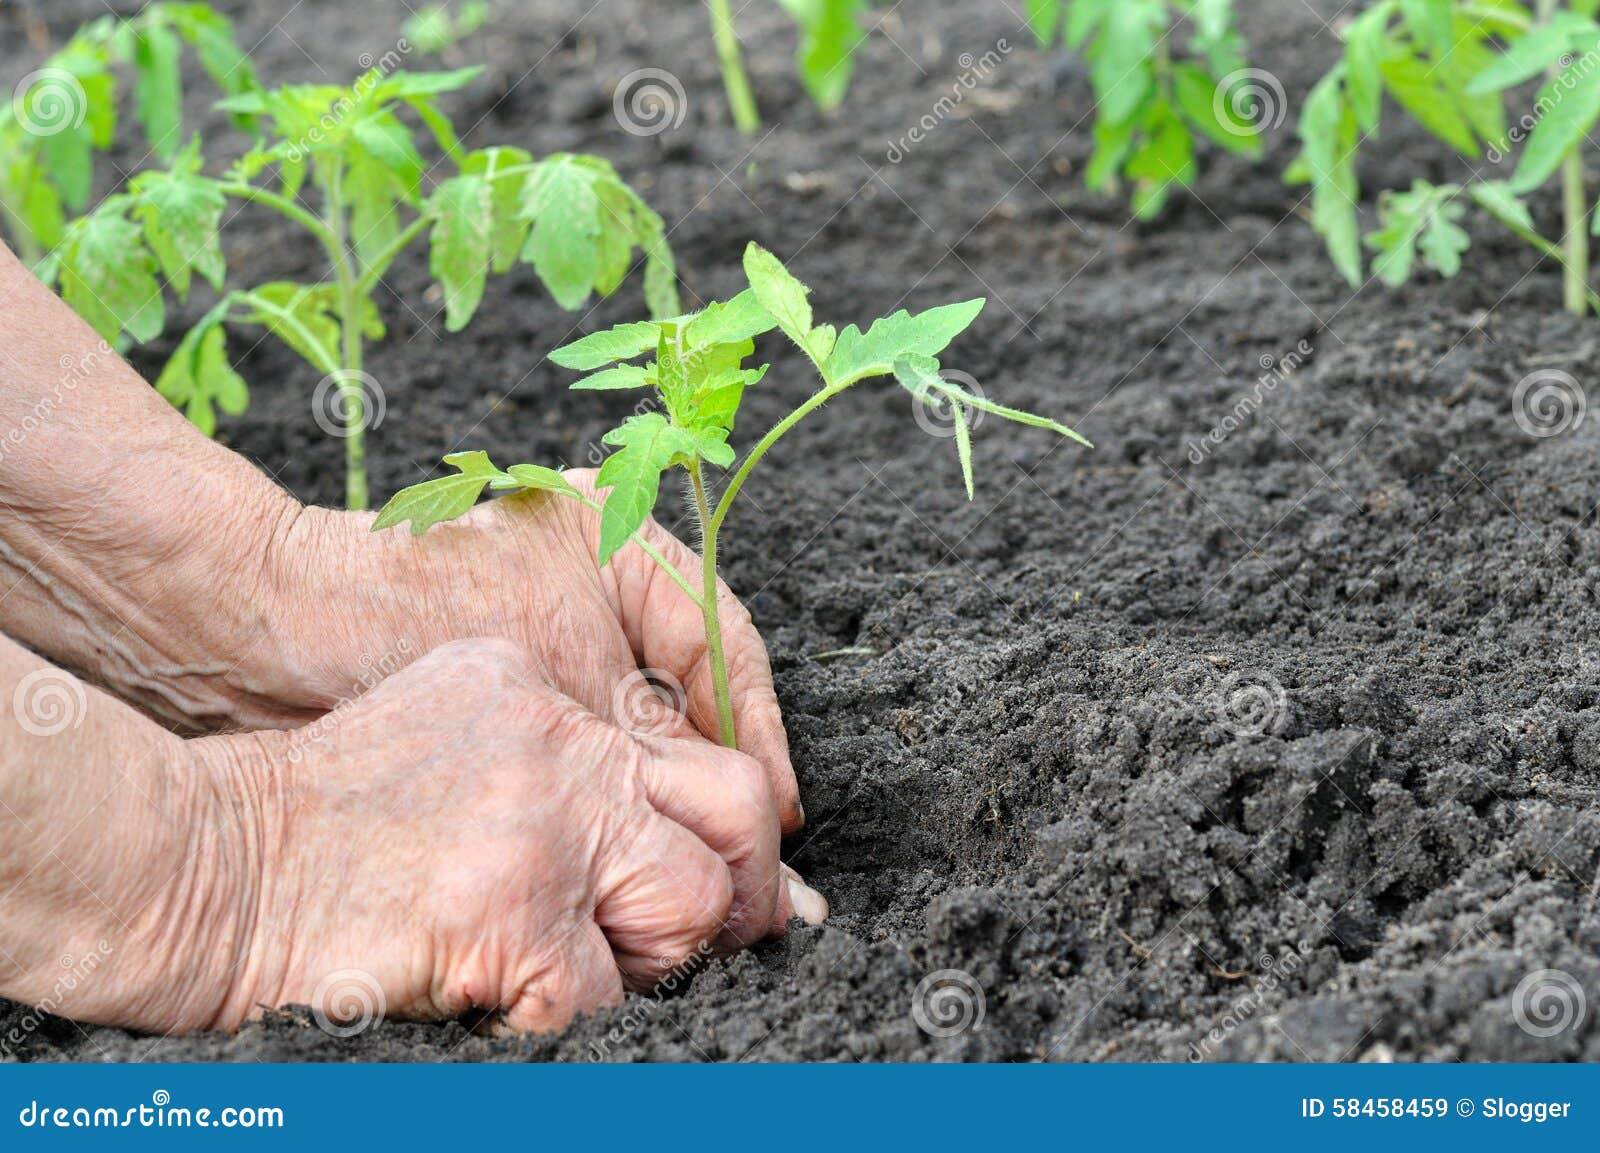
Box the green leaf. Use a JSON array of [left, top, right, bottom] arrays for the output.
[[374, 67, 484, 100], [463, 146, 534, 273], [1088, 0, 1161, 127], [572, 365, 652, 390], [133, 23, 184, 160], [1379, 54, 1478, 155], [1173, 63, 1262, 156], [595, 413, 696, 565], [1025, 0, 1061, 45], [156, 315, 248, 436], [742, 242, 813, 341], [1512, 65, 1600, 192], [1465, 14, 1594, 95], [1366, 180, 1469, 286], [683, 288, 777, 347], [1295, 69, 1363, 287], [1342, 1, 1393, 133], [58, 206, 165, 344], [429, 173, 492, 332], [373, 451, 507, 535], [777, 0, 869, 110], [131, 144, 226, 299], [951, 401, 975, 500], [520, 157, 601, 309], [502, 463, 579, 496], [824, 299, 986, 383], [551, 321, 662, 370], [1398, 0, 1452, 59]]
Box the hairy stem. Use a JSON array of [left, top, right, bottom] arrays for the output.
[[325, 161, 369, 511], [707, 0, 761, 134], [710, 375, 850, 538], [690, 462, 737, 748]]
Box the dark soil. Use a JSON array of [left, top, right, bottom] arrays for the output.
[[5, 0, 1600, 1062]]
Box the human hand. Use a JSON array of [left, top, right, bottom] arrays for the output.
[[240, 471, 806, 839], [191, 639, 822, 1034]]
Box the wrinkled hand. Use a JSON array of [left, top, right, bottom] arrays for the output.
[[192, 639, 824, 1034], [248, 471, 805, 838]]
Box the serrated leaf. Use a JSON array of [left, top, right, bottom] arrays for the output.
[[551, 322, 662, 370], [521, 158, 601, 309], [683, 289, 777, 347], [824, 299, 986, 384], [372, 451, 507, 535], [595, 413, 696, 565], [502, 463, 578, 496], [237, 282, 349, 372], [59, 207, 165, 344], [131, 146, 226, 299], [1380, 54, 1478, 154], [429, 173, 492, 332], [156, 316, 248, 437], [462, 146, 534, 274]]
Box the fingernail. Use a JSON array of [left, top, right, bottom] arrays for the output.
[[786, 875, 829, 925]]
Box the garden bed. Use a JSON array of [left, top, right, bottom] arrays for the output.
[[4, 0, 1599, 1062]]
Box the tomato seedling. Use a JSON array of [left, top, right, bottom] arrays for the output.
[[1025, 0, 1264, 218], [51, 67, 680, 511], [706, 0, 870, 134], [0, 2, 258, 266], [401, 2, 491, 57], [1289, 0, 1600, 315], [373, 243, 1091, 747]]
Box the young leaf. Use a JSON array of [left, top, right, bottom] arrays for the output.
[[1469, 180, 1535, 234], [824, 299, 986, 384], [372, 451, 511, 535], [520, 157, 601, 309], [58, 206, 165, 343], [743, 243, 816, 351], [551, 322, 663, 370], [1294, 69, 1362, 287], [131, 144, 227, 299], [1366, 181, 1469, 286], [1465, 13, 1595, 95], [156, 316, 248, 436], [428, 174, 493, 332], [595, 413, 696, 564], [571, 365, 653, 390], [462, 146, 534, 273], [951, 400, 975, 501]]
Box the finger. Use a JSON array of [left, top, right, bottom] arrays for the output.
[[594, 810, 735, 975], [607, 513, 804, 836], [638, 738, 790, 948], [499, 920, 623, 1034]]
